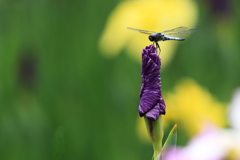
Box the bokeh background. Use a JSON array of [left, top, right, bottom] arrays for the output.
[[0, 0, 240, 159]]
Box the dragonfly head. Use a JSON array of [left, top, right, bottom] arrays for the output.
[[148, 35, 155, 42]]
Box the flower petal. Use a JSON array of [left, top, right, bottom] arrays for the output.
[[139, 45, 166, 120]]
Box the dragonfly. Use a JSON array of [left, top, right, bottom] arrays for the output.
[[127, 26, 198, 52]]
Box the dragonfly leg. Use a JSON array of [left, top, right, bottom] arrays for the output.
[[155, 42, 161, 54]]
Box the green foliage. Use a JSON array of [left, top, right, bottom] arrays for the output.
[[0, 0, 240, 159]]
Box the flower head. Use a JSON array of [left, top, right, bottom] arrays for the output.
[[164, 79, 227, 136], [139, 45, 166, 121], [205, 0, 232, 18]]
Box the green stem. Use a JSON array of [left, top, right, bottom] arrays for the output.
[[144, 116, 163, 160]]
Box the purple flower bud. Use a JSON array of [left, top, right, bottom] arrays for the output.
[[139, 45, 166, 121]]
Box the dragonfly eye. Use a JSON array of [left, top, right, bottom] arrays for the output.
[[148, 35, 154, 42]]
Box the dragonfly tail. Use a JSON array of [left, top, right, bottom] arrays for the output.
[[164, 36, 185, 41]]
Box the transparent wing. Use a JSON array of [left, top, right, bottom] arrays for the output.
[[164, 29, 198, 36], [127, 27, 156, 35], [160, 27, 188, 34]]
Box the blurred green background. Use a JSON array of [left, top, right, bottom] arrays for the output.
[[0, 0, 240, 160]]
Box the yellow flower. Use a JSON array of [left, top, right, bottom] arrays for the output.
[[165, 79, 227, 135], [137, 78, 228, 142], [99, 0, 198, 67]]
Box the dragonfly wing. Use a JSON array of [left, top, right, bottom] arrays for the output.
[[160, 27, 188, 34], [127, 27, 156, 35], [164, 29, 198, 36]]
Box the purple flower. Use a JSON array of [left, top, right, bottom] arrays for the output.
[[203, 0, 232, 18], [138, 45, 166, 121]]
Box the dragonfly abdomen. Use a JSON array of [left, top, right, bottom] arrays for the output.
[[163, 36, 185, 41]]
